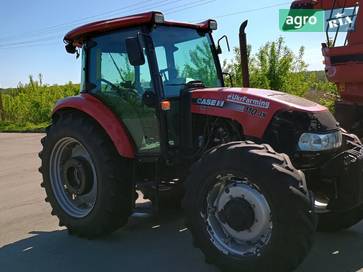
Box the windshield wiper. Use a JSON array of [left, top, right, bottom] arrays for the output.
[[165, 80, 205, 87], [164, 83, 186, 86]]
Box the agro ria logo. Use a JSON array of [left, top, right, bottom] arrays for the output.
[[279, 8, 357, 32], [327, 10, 356, 32]]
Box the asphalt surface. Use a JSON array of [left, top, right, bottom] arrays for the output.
[[0, 133, 362, 272]]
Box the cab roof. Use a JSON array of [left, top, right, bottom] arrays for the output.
[[64, 11, 214, 47]]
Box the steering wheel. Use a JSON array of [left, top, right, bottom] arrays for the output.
[[101, 78, 121, 91], [100, 78, 140, 98]]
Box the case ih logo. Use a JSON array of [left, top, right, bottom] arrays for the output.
[[195, 98, 225, 108], [226, 94, 270, 109]]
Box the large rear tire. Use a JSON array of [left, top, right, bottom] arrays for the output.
[[39, 111, 133, 238], [183, 142, 316, 272], [317, 205, 363, 232]]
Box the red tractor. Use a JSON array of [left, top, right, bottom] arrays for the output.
[[39, 11, 363, 272]]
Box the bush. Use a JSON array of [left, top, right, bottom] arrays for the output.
[[0, 75, 79, 131], [223, 37, 339, 111]]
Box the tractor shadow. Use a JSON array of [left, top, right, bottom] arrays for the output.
[[0, 207, 362, 272], [297, 221, 363, 272]]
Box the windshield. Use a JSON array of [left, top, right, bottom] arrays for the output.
[[150, 26, 222, 97]]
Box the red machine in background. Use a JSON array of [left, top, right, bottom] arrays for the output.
[[291, 0, 363, 136]]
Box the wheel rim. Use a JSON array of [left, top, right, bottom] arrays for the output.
[[204, 174, 272, 257], [49, 137, 97, 218]]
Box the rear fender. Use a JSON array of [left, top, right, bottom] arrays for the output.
[[53, 93, 135, 158]]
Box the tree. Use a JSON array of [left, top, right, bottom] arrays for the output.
[[0, 92, 3, 121], [223, 45, 252, 87], [225, 37, 313, 96], [183, 42, 218, 87]]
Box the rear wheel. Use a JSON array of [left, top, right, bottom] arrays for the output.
[[39, 112, 133, 238], [183, 142, 316, 272]]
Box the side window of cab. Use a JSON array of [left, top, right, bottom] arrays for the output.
[[86, 29, 161, 154]]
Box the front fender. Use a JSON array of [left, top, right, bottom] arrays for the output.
[[53, 93, 135, 158]]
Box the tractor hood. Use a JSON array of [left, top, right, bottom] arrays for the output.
[[190, 87, 336, 138]]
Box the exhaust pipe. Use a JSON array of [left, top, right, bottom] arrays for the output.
[[239, 20, 250, 88]]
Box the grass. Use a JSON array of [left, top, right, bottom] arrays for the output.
[[0, 121, 48, 132]]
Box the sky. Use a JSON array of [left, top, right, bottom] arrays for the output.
[[0, 0, 326, 88]]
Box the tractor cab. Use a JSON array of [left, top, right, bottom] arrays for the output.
[[64, 12, 224, 159]]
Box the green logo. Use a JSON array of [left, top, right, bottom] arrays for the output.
[[279, 9, 324, 32]]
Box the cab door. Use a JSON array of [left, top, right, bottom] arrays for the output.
[[86, 29, 161, 155]]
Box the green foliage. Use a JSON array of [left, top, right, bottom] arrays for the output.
[[225, 37, 312, 96], [105, 53, 135, 84], [183, 42, 218, 87], [223, 45, 252, 87], [0, 75, 79, 131], [0, 121, 49, 132], [224, 37, 339, 110], [310, 74, 338, 111]]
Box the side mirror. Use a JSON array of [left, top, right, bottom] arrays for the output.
[[216, 35, 230, 54], [65, 43, 77, 54], [125, 35, 145, 66]]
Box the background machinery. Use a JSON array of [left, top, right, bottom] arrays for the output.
[[291, 0, 363, 137]]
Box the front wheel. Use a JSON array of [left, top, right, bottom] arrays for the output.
[[183, 142, 316, 272]]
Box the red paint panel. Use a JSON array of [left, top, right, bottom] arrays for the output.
[[322, 44, 363, 104], [349, 5, 363, 45], [323, 44, 363, 57], [338, 83, 363, 103], [291, 0, 359, 9], [64, 11, 211, 46], [317, 0, 358, 9], [325, 63, 363, 83], [53, 94, 135, 158], [64, 12, 155, 45], [191, 88, 327, 138]]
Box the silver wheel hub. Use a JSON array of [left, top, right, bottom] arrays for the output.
[[205, 175, 272, 256], [49, 137, 97, 218]]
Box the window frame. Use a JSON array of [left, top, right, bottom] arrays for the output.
[[82, 25, 224, 96], [149, 25, 225, 98]]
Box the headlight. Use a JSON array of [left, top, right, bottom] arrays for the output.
[[298, 131, 342, 151]]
